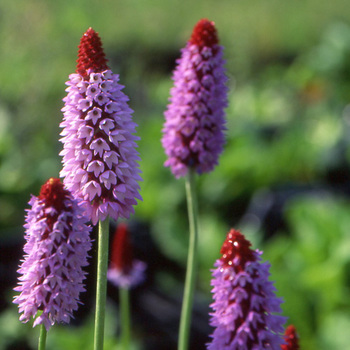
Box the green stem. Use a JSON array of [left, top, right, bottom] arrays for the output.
[[94, 217, 110, 350], [178, 169, 199, 350], [119, 287, 131, 349], [38, 324, 47, 350]]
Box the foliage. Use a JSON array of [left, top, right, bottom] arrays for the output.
[[265, 196, 350, 350]]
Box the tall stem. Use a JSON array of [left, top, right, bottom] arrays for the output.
[[178, 169, 199, 350], [38, 324, 47, 350], [119, 287, 131, 349], [94, 217, 110, 350]]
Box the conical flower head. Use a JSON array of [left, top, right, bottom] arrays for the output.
[[13, 178, 92, 331], [162, 19, 228, 178], [107, 222, 146, 289], [60, 28, 142, 225], [281, 325, 299, 350], [207, 229, 286, 350], [76, 28, 109, 78]]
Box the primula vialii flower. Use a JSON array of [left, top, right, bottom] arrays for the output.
[[13, 178, 92, 331], [162, 19, 228, 178], [107, 222, 146, 289], [207, 229, 286, 350], [60, 28, 142, 225], [281, 325, 300, 350]]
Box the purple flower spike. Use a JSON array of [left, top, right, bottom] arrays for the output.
[[60, 28, 142, 225], [162, 19, 228, 178], [13, 178, 92, 331], [207, 229, 286, 350], [107, 222, 146, 289]]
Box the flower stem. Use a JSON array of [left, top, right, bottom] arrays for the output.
[[178, 169, 199, 350], [38, 324, 47, 350], [94, 217, 110, 350], [119, 287, 131, 349]]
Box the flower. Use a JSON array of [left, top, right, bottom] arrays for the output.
[[60, 28, 142, 225], [281, 325, 299, 350], [13, 178, 92, 331], [207, 229, 286, 349], [162, 19, 228, 178], [107, 222, 146, 289]]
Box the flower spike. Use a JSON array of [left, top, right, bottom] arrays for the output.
[[107, 222, 146, 289], [13, 178, 92, 331], [207, 229, 286, 349], [162, 18, 228, 178], [60, 28, 142, 225]]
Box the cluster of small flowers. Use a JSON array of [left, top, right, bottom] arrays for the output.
[[107, 222, 146, 289], [60, 68, 142, 225], [208, 229, 286, 349], [162, 19, 228, 178], [13, 179, 92, 331]]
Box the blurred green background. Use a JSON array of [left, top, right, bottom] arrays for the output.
[[1, 0, 350, 349]]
